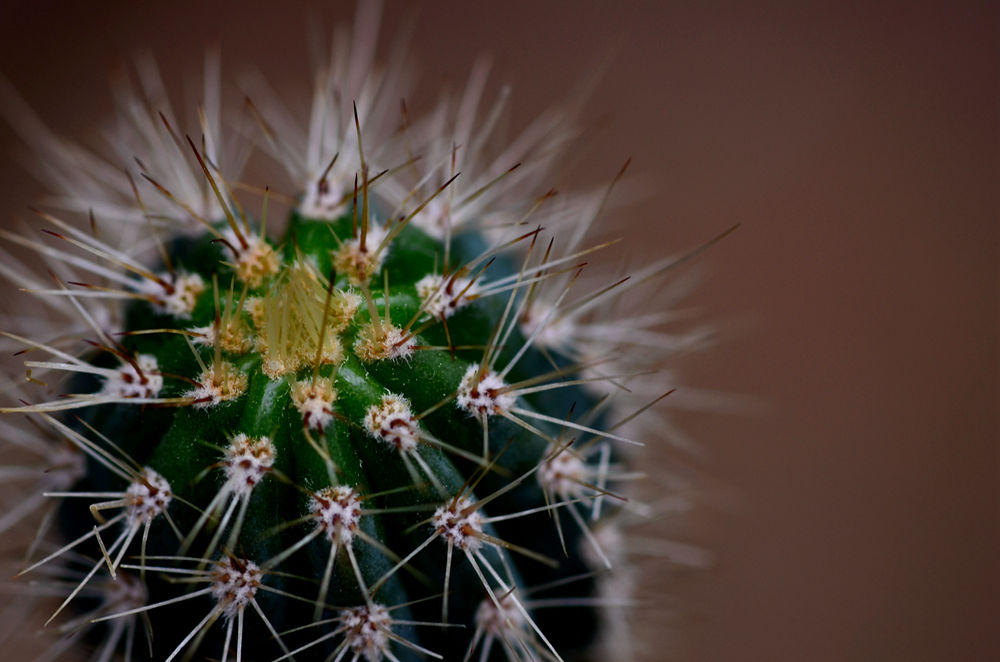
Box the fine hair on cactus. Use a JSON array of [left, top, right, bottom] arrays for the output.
[[0, 5, 728, 662]]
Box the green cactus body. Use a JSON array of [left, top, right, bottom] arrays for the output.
[[45, 198, 611, 661]]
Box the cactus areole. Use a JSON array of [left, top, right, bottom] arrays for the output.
[[50, 200, 620, 661]]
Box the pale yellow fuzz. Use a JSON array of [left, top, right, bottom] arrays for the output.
[[190, 361, 248, 408], [332, 240, 382, 287], [192, 318, 254, 355], [256, 261, 359, 378], [219, 320, 254, 354], [331, 220, 391, 288], [352, 321, 414, 362], [234, 238, 280, 288], [244, 297, 266, 330]]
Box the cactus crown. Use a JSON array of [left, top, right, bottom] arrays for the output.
[[0, 10, 721, 662]]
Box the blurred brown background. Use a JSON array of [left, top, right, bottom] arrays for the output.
[[0, 1, 996, 660]]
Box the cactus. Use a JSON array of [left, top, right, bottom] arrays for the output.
[[0, 8, 723, 662]]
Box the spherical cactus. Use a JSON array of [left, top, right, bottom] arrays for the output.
[[0, 9, 723, 662]]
